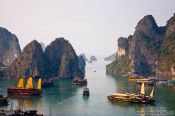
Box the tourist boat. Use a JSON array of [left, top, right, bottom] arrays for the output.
[[72, 77, 87, 85], [107, 92, 133, 102], [0, 94, 8, 105], [148, 77, 159, 82], [7, 77, 42, 96], [83, 87, 90, 96], [129, 76, 155, 85], [128, 74, 141, 81], [136, 79, 155, 86], [107, 83, 155, 104], [130, 83, 155, 103], [42, 79, 54, 87]]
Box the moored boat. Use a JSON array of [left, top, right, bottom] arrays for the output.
[[83, 87, 90, 96], [107, 83, 155, 104], [107, 93, 132, 102], [72, 77, 87, 85], [148, 77, 159, 82], [130, 83, 155, 104], [128, 74, 143, 81], [7, 77, 42, 96], [42, 79, 54, 87], [136, 79, 155, 86], [129, 76, 155, 86], [128, 74, 139, 79]]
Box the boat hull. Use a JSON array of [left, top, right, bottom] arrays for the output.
[[107, 95, 155, 104], [72, 79, 87, 85], [107, 96, 130, 102], [130, 98, 155, 104], [136, 81, 155, 86], [7, 88, 41, 96]]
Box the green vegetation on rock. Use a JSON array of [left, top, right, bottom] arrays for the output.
[[106, 55, 131, 75]]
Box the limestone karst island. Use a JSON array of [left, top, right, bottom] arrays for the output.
[[0, 0, 175, 116]]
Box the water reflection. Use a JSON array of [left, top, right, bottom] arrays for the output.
[[82, 96, 89, 101], [7, 95, 42, 111]]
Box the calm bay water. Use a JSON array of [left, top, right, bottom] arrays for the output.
[[0, 61, 175, 116]]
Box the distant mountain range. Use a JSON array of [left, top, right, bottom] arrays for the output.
[[89, 56, 97, 62], [79, 53, 98, 62]]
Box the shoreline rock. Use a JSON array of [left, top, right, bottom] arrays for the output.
[[0, 27, 21, 67]]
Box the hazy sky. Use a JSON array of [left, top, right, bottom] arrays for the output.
[[0, 0, 175, 58]]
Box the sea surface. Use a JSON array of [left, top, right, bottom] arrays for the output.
[[0, 60, 175, 116]]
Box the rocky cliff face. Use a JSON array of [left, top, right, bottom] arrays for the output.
[[5, 40, 46, 78], [159, 14, 175, 79], [0, 27, 21, 67], [78, 55, 86, 77], [3, 37, 85, 79], [129, 15, 165, 76], [106, 37, 131, 75], [0, 25, 85, 79], [106, 14, 175, 79], [79, 53, 88, 61], [118, 37, 129, 57], [45, 38, 84, 79]]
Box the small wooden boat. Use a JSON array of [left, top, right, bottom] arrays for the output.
[[136, 79, 155, 86], [107, 93, 132, 102], [72, 77, 87, 85], [0, 94, 8, 105], [108, 83, 155, 104], [129, 77, 147, 82], [148, 77, 159, 82], [42, 79, 54, 87], [7, 77, 42, 96], [129, 95, 155, 104], [130, 84, 155, 104], [83, 88, 90, 96], [128, 74, 141, 81], [129, 76, 155, 86]]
